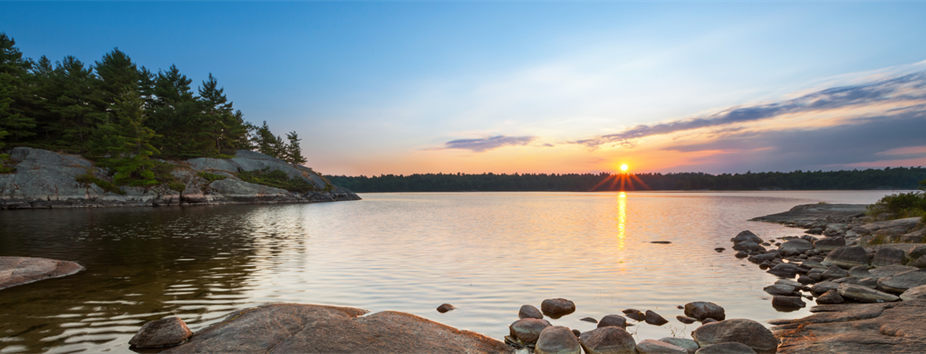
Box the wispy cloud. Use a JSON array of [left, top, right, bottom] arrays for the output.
[[440, 135, 536, 152], [571, 72, 926, 149]]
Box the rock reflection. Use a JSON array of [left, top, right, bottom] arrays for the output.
[[0, 205, 306, 354]]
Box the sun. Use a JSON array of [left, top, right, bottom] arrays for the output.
[[620, 164, 628, 172]]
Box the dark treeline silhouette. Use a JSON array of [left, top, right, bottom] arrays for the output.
[[327, 167, 926, 192], [0, 33, 305, 182]]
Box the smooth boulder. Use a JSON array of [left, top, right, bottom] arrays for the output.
[[536, 326, 581, 354], [778, 239, 812, 256], [0, 256, 83, 290], [437, 303, 455, 313], [129, 317, 192, 349], [645, 310, 669, 326], [763, 284, 798, 296], [816, 290, 844, 304], [837, 283, 900, 303], [812, 237, 845, 252], [771, 296, 805, 309], [519, 304, 544, 319], [636, 339, 687, 354], [900, 284, 926, 301], [878, 269, 926, 293], [578, 327, 636, 354], [822, 246, 869, 269], [694, 342, 758, 354], [821, 265, 848, 280], [731, 231, 763, 245], [872, 248, 907, 266], [684, 302, 725, 321], [659, 337, 700, 354], [509, 318, 552, 343], [541, 298, 576, 318], [691, 319, 779, 354], [598, 314, 628, 328]]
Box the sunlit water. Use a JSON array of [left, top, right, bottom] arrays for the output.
[[0, 191, 901, 353]]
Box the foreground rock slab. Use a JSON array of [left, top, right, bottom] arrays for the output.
[[691, 319, 778, 354], [162, 303, 512, 354], [129, 317, 192, 349], [772, 300, 926, 354], [748, 204, 866, 225], [0, 256, 83, 290]]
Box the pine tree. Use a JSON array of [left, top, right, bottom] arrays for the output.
[[94, 48, 139, 107], [285, 131, 307, 165], [43, 56, 106, 151], [147, 64, 201, 157], [94, 90, 161, 187], [0, 33, 36, 146]]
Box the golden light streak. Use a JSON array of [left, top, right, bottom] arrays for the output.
[[617, 192, 626, 251]]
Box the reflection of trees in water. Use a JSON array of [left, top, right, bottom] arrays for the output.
[[0, 204, 308, 354]]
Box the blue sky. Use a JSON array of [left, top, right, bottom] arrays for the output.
[[2, 1, 926, 175]]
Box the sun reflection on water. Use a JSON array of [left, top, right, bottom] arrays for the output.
[[617, 192, 626, 250]]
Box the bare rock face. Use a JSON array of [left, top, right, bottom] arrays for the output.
[[536, 326, 581, 354], [162, 303, 511, 354], [901, 285, 926, 301], [0, 257, 83, 290], [872, 248, 907, 267], [684, 301, 726, 322], [578, 326, 636, 354], [541, 298, 576, 319], [509, 318, 552, 343], [772, 300, 926, 354], [691, 319, 779, 354], [129, 317, 192, 349], [519, 304, 544, 319]]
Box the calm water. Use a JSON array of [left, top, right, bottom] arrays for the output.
[[0, 191, 900, 353]]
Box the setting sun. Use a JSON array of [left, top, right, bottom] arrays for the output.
[[620, 164, 629, 172]]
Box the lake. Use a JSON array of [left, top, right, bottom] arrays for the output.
[[0, 190, 901, 353]]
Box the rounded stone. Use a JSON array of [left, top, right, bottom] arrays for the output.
[[129, 317, 192, 349], [878, 269, 926, 293], [684, 302, 725, 322], [541, 298, 576, 318], [536, 326, 582, 354], [645, 310, 669, 326], [731, 231, 762, 245], [509, 318, 552, 343], [676, 315, 697, 324], [771, 296, 806, 309], [822, 246, 869, 269], [694, 342, 757, 354], [578, 326, 636, 354], [636, 339, 687, 354], [519, 304, 544, 319], [659, 337, 700, 353], [691, 319, 778, 354], [436, 303, 454, 313], [816, 289, 844, 304], [598, 314, 628, 328]]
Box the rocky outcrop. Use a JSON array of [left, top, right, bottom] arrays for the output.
[[0, 256, 83, 290], [748, 204, 867, 226], [0, 147, 359, 209], [162, 303, 511, 354], [772, 300, 926, 353]]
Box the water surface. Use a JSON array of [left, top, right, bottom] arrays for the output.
[[0, 191, 898, 353]]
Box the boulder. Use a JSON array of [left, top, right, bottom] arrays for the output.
[[775, 279, 802, 288], [623, 309, 646, 321], [636, 339, 687, 354], [900, 284, 926, 301], [694, 342, 758, 354], [856, 277, 879, 288], [816, 290, 844, 304], [541, 298, 576, 318], [733, 242, 760, 252], [812, 237, 845, 252], [598, 314, 628, 328], [820, 265, 848, 280], [731, 231, 762, 245], [645, 310, 669, 326], [872, 248, 907, 267], [771, 296, 805, 309], [848, 265, 873, 278], [857, 217, 923, 236], [581, 317, 598, 323], [676, 315, 697, 324], [837, 283, 900, 303], [535, 326, 582, 354], [869, 264, 918, 278], [509, 318, 552, 343], [578, 327, 636, 354], [0, 256, 84, 290], [129, 317, 192, 349], [877, 268, 926, 293], [691, 319, 778, 354], [766, 263, 800, 277], [763, 284, 798, 296], [778, 239, 813, 256], [436, 303, 455, 313], [797, 260, 826, 269], [684, 302, 725, 322], [659, 337, 700, 354], [519, 304, 544, 319], [810, 281, 839, 297], [161, 303, 510, 354], [822, 246, 869, 269], [748, 253, 778, 264]]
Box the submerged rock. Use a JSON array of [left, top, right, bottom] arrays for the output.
[[129, 317, 192, 349], [676, 315, 697, 324], [684, 302, 725, 322], [0, 256, 83, 290], [436, 303, 455, 313], [623, 309, 646, 322], [645, 310, 669, 326], [598, 314, 628, 329]]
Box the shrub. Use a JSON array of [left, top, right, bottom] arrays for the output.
[[168, 182, 186, 192], [75, 173, 126, 195], [0, 153, 13, 174], [197, 171, 227, 182], [238, 167, 317, 193], [867, 190, 926, 222]]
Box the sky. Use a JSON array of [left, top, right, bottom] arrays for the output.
[[2, 1, 926, 176]]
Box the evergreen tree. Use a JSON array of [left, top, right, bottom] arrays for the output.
[[147, 64, 202, 157], [285, 131, 307, 165], [94, 48, 139, 108], [43, 56, 106, 150], [197, 73, 241, 155], [0, 33, 36, 146], [94, 90, 160, 186]]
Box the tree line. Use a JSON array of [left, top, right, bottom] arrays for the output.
[[326, 167, 926, 192], [0, 33, 306, 182]]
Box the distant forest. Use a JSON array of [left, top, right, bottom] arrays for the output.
[[327, 167, 926, 192], [0, 33, 304, 183]]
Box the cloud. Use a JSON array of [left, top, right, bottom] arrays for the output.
[[440, 135, 536, 152], [572, 71, 926, 149]]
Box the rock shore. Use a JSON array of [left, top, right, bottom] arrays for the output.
[[0, 256, 83, 290], [0, 147, 360, 210]]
